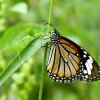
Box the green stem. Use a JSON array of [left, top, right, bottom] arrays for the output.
[[38, 44, 48, 100], [47, 0, 53, 35], [38, 0, 53, 99]]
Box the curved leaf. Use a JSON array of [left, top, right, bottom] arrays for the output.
[[0, 37, 48, 86]]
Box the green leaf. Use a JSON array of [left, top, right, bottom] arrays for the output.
[[0, 23, 46, 52], [0, 37, 48, 86]]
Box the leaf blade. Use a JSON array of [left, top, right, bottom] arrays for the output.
[[0, 37, 48, 86]]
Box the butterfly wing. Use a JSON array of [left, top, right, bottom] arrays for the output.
[[47, 36, 100, 83], [78, 47, 100, 82]]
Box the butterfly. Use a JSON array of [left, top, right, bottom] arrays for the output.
[[47, 29, 100, 83]]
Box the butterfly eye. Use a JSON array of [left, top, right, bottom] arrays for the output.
[[47, 29, 100, 83]]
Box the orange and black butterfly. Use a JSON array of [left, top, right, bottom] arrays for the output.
[[47, 29, 100, 83]]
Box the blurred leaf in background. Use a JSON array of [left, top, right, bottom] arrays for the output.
[[0, 0, 100, 100]]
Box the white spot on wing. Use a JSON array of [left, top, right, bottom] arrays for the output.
[[89, 56, 93, 63], [89, 56, 93, 60], [87, 59, 93, 70], [85, 62, 91, 75], [83, 51, 87, 54], [83, 70, 87, 74], [85, 75, 88, 78], [83, 55, 86, 58]]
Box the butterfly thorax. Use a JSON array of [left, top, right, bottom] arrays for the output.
[[50, 29, 61, 45]]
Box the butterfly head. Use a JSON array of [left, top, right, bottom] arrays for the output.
[[50, 29, 61, 45]]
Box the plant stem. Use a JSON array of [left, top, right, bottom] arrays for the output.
[[38, 44, 48, 100], [38, 0, 53, 99], [47, 0, 53, 35]]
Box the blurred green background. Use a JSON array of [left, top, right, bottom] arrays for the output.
[[0, 0, 100, 100]]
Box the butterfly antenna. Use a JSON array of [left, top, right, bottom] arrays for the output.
[[41, 20, 56, 29]]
